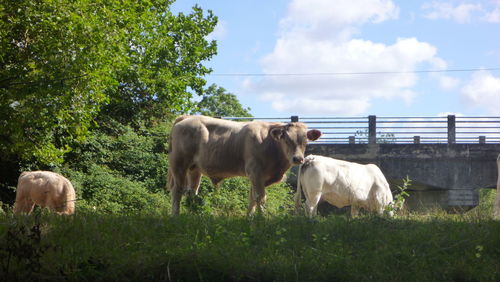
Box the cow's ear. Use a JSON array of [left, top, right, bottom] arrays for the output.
[[271, 127, 284, 140], [307, 129, 322, 141]]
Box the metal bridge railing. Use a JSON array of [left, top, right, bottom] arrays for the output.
[[221, 115, 500, 144]]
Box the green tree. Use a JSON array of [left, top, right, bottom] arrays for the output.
[[195, 84, 252, 117], [0, 0, 217, 167]]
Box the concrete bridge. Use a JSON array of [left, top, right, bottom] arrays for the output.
[[223, 115, 500, 211]]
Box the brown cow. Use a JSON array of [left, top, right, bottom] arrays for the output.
[[167, 115, 321, 215], [14, 171, 76, 215]]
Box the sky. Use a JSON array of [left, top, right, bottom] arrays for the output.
[[172, 0, 500, 118]]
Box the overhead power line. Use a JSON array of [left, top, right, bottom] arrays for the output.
[[209, 67, 500, 77]]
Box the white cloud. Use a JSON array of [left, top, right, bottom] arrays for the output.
[[483, 7, 500, 22], [206, 20, 227, 41], [422, 1, 500, 23], [281, 0, 399, 39], [461, 70, 500, 114], [270, 96, 371, 116], [437, 112, 464, 117], [427, 57, 461, 90], [438, 75, 460, 90], [422, 2, 482, 23], [244, 0, 445, 115]]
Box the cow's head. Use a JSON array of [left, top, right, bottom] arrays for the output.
[[271, 123, 321, 165]]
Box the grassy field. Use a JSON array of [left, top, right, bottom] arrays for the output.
[[1, 189, 499, 281]]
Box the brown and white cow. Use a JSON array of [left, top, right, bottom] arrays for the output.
[[295, 155, 393, 218], [167, 115, 321, 215], [494, 154, 500, 219], [14, 171, 76, 215]]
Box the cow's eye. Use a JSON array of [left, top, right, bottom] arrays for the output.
[[285, 133, 296, 144]]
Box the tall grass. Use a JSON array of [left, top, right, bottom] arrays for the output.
[[1, 188, 498, 281]]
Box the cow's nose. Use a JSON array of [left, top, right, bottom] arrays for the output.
[[293, 156, 304, 164]]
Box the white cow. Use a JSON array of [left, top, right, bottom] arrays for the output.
[[295, 155, 393, 218], [494, 154, 500, 219], [14, 171, 76, 215]]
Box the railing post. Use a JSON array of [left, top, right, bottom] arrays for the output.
[[447, 115, 456, 144], [414, 136, 421, 144], [349, 136, 355, 144], [479, 136, 486, 144], [368, 115, 376, 144], [291, 115, 299, 122]]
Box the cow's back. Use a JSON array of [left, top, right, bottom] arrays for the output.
[[170, 116, 251, 177], [16, 171, 75, 214], [301, 155, 392, 209], [308, 156, 368, 193], [23, 172, 62, 203]]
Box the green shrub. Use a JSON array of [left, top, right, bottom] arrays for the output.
[[66, 119, 169, 193], [56, 119, 171, 215], [181, 176, 294, 217], [464, 188, 497, 220], [386, 176, 411, 216], [60, 165, 170, 215]]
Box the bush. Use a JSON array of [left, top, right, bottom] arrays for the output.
[[56, 118, 171, 215], [66, 119, 169, 193], [464, 188, 497, 220], [180, 176, 294, 217], [60, 165, 170, 215]]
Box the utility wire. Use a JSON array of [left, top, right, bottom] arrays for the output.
[[0, 74, 89, 89], [209, 67, 500, 77]]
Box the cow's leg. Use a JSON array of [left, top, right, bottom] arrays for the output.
[[14, 197, 35, 215], [294, 190, 303, 214], [305, 192, 321, 218], [51, 193, 73, 215], [247, 176, 266, 216], [245, 162, 265, 215], [187, 169, 202, 195], [170, 162, 190, 216], [351, 205, 359, 217], [247, 188, 257, 215], [171, 184, 184, 215], [248, 185, 267, 215], [48, 197, 63, 213]]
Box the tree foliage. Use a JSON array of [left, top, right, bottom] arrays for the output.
[[0, 0, 217, 166], [195, 84, 252, 117], [0, 0, 258, 212]]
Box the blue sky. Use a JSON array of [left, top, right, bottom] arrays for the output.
[[172, 0, 500, 118]]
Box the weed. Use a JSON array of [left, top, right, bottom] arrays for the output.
[[0, 211, 52, 280], [386, 176, 411, 215]]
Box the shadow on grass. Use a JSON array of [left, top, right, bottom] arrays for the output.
[[1, 210, 499, 281]]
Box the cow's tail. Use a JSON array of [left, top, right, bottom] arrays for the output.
[[167, 115, 191, 154], [294, 163, 304, 214], [166, 167, 174, 191]]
